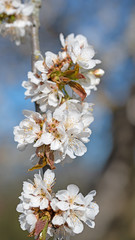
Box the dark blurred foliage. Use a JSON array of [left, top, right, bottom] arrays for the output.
[[0, 0, 135, 239]]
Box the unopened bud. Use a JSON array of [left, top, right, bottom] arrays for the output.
[[93, 69, 105, 77]]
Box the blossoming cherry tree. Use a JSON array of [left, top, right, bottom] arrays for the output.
[[0, 1, 104, 239]]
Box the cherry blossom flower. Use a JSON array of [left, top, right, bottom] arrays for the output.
[[22, 71, 64, 112], [22, 33, 104, 111], [53, 99, 94, 161], [14, 99, 94, 168], [50, 184, 99, 237], [60, 33, 101, 70], [0, 0, 33, 45], [13, 110, 43, 150], [16, 170, 55, 234], [77, 68, 105, 96], [17, 170, 99, 239]]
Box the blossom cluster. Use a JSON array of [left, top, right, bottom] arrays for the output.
[[22, 33, 104, 112], [14, 100, 94, 168], [17, 169, 99, 239], [14, 33, 103, 239], [0, 0, 33, 45], [14, 33, 104, 170]]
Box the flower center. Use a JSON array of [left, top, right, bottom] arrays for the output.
[[46, 119, 59, 137]]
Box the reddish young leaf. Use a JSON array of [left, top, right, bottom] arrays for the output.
[[76, 73, 85, 79], [68, 81, 87, 101], [59, 76, 71, 83], [63, 69, 75, 76], [45, 146, 56, 170], [35, 218, 47, 236]]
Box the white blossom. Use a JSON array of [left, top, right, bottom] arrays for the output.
[[53, 100, 94, 161], [17, 170, 99, 239], [13, 110, 42, 150], [78, 190, 99, 228], [14, 100, 94, 165], [22, 33, 104, 111], [16, 169, 55, 233], [60, 33, 101, 70], [22, 72, 64, 112], [78, 68, 105, 96], [0, 0, 33, 45], [50, 184, 99, 236]]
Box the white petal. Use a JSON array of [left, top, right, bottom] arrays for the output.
[[30, 196, 41, 207], [82, 114, 94, 127], [56, 201, 69, 211], [50, 139, 62, 150], [56, 190, 69, 201], [34, 132, 54, 147], [85, 190, 96, 205], [73, 41, 81, 56], [17, 143, 27, 151], [66, 146, 76, 159], [16, 203, 24, 213], [23, 181, 34, 194], [22, 4, 33, 16], [70, 139, 87, 156], [40, 198, 48, 210], [75, 34, 88, 47], [67, 215, 84, 234], [41, 132, 54, 144], [59, 33, 65, 47], [85, 219, 95, 228], [35, 60, 47, 73], [67, 184, 79, 197], [75, 193, 85, 205], [47, 226, 54, 237], [33, 138, 43, 147], [61, 62, 69, 72], [46, 111, 53, 122], [87, 202, 99, 218], [39, 103, 47, 112], [26, 213, 37, 226], [44, 169, 55, 186], [50, 198, 59, 211], [48, 93, 59, 107], [52, 215, 65, 226], [45, 51, 57, 68]]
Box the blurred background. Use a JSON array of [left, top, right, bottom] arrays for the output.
[[0, 0, 135, 239]]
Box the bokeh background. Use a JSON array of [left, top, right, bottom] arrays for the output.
[[0, 0, 135, 239]]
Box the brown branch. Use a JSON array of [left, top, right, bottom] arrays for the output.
[[31, 0, 41, 112], [31, 1, 51, 174]]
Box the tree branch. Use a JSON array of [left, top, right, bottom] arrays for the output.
[[31, 0, 42, 111], [31, 1, 51, 174]]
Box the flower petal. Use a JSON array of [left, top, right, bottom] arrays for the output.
[[52, 215, 65, 226], [40, 198, 48, 210], [56, 201, 69, 211], [67, 184, 79, 197]]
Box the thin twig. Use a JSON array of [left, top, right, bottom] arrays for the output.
[[31, 1, 50, 174], [31, 0, 41, 111]]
